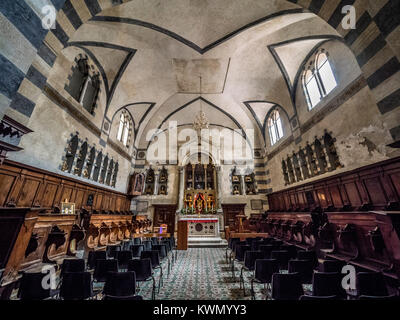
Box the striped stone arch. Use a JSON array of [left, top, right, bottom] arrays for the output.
[[286, 0, 400, 140], [1, 0, 134, 120], [2, 0, 399, 141]]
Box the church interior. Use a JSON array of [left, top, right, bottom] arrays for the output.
[[1, 0, 400, 301]]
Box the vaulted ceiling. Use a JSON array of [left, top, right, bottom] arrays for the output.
[[62, 0, 342, 150]]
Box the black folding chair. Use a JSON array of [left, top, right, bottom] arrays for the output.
[[18, 272, 59, 300], [87, 251, 106, 270], [250, 259, 279, 300], [128, 258, 156, 300], [271, 272, 304, 300], [103, 271, 136, 299], [93, 259, 119, 283], [60, 272, 96, 300], [312, 272, 347, 299], [141, 250, 163, 292], [239, 251, 264, 296]]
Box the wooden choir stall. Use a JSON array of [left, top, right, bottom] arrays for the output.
[[0, 160, 154, 299]]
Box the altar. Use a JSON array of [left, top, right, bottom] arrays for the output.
[[179, 215, 219, 237]]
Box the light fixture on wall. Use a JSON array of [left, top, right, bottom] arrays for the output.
[[193, 76, 209, 132]]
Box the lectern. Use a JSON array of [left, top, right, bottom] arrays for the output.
[[177, 220, 188, 250]]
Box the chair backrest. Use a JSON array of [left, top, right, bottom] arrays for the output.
[[133, 237, 142, 245], [235, 244, 251, 262], [141, 250, 160, 268], [106, 245, 121, 258], [232, 240, 246, 252], [245, 238, 256, 245], [358, 294, 398, 300], [229, 238, 240, 249], [299, 295, 338, 300], [312, 272, 346, 298], [103, 294, 143, 300], [270, 250, 290, 270], [279, 244, 297, 259], [356, 272, 388, 297], [18, 272, 52, 300], [259, 245, 280, 259], [152, 244, 167, 259], [87, 251, 107, 270], [321, 259, 346, 273], [121, 240, 133, 251], [143, 240, 153, 251], [288, 259, 314, 284], [244, 251, 264, 270], [103, 271, 136, 297], [271, 272, 304, 300], [61, 259, 85, 276], [262, 237, 274, 244], [116, 251, 133, 267], [94, 259, 119, 282], [270, 240, 283, 246], [130, 244, 144, 258], [297, 250, 318, 268], [128, 258, 153, 281], [60, 272, 93, 300], [254, 259, 279, 284], [161, 240, 172, 252], [151, 237, 159, 245]]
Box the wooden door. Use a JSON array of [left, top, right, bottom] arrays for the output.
[[221, 203, 246, 227], [153, 205, 177, 235]]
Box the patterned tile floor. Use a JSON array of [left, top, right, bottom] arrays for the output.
[[136, 248, 312, 300], [11, 248, 312, 300]]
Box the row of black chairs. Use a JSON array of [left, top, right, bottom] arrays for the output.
[[226, 236, 398, 300], [18, 236, 176, 300]]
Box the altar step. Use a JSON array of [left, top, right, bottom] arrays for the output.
[[188, 237, 227, 248]]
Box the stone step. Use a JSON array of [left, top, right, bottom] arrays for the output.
[[188, 237, 227, 248]]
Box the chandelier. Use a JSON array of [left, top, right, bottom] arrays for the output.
[[193, 76, 209, 131], [193, 110, 209, 131]]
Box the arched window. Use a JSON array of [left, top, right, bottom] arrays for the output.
[[267, 109, 284, 146], [65, 56, 100, 114], [80, 74, 100, 114], [303, 50, 337, 110], [116, 110, 132, 147]]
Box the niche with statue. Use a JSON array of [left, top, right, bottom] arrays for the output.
[[158, 167, 168, 195], [281, 130, 342, 185]]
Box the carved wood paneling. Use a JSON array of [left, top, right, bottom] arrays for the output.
[[0, 160, 130, 211]]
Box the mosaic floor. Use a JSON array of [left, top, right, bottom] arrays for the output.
[[135, 248, 312, 300], [12, 248, 311, 300]]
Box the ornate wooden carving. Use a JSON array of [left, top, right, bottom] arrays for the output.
[[67, 224, 85, 256], [0, 160, 130, 211]]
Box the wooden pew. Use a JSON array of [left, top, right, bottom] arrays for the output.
[[0, 208, 40, 299], [265, 213, 314, 249], [265, 157, 400, 282], [319, 211, 400, 280]]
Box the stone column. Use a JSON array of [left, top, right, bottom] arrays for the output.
[[241, 175, 246, 195], [154, 170, 160, 195], [178, 166, 185, 210], [216, 166, 222, 209]]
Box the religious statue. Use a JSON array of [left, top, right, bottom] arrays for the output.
[[233, 185, 240, 195], [159, 185, 166, 195]]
